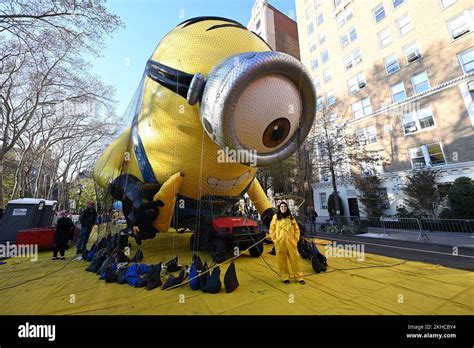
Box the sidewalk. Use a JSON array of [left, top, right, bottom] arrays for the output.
[[359, 228, 474, 250]]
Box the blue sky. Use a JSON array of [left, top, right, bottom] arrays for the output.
[[92, 0, 297, 119]]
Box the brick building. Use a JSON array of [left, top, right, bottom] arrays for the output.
[[295, 0, 474, 217], [248, 0, 300, 59]]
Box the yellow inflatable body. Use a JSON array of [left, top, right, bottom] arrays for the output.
[[93, 17, 316, 237]]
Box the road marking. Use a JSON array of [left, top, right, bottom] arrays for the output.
[[321, 236, 474, 259]]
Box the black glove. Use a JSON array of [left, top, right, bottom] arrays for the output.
[[261, 207, 275, 229]]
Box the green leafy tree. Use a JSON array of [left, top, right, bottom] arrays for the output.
[[353, 174, 385, 217], [327, 193, 344, 217], [403, 170, 439, 218], [448, 177, 474, 219], [68, 178, 96, 213]]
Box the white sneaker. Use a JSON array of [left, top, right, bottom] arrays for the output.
[[73, 255, 83, 261]]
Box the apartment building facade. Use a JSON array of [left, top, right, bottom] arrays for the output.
[[248, 0, 300, 59], [296, 0, 474, 217]]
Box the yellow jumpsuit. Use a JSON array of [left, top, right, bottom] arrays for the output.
[[269, 215, 304, 282]]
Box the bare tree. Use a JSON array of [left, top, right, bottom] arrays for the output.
[[0, 1, 123, 208], [312, 103, 384, 228], [0, 1, 123, 56]]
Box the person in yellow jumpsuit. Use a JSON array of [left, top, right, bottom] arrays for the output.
[[269, 202, 305, 285]]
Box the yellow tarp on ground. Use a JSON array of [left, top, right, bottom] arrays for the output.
[[0, 230, 473, 315]]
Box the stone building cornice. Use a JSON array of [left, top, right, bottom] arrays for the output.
[[348, 72, 474, 126]]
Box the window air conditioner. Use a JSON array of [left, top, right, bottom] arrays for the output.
[[468, 81, 474, 92], [407, 51, 421, 63], [358, 81, 367, 89], [452, 28, 470, 40]]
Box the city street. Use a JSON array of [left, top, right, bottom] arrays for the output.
[[310, 231, 474, 272]]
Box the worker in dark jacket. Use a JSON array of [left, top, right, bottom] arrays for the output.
[[52, 210, 74, 260], [76, 200, 97, 257]]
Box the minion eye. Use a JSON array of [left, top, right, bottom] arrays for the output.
[[200, 51, 316, 166], [232, 74, 302, 154]]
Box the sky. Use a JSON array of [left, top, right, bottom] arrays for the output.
[[91, 0, 297, 119]]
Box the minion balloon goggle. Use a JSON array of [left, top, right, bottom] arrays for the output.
[[145, 50, 316, 167]]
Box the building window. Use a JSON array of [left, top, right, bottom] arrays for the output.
[[458, 47, 474, 73], [336, 12, 345, 27], [385, 54, 400, 75], [327, 90, 336, 105], [404, 42, 422, 63], [317, 142, 327, 159], [317, 97, 325, 110], [319, 193, 327, 209], [256, 20, 261, 30], [373, 4, 386, 23], [397, 14, 414, 36], [340, 33, 349, 47], [348, 72, 367, 94], [378, 28, 393, 47], [345, 4, 354, 22], [411, 71, 430, 94], [337, 4, 354, 27], [311, 58, 319, 70], [344, 48, 362, 70], [391, 81, 407, 103], [447, 9, 473, 40], [315, 0, 322, 10], [314, 76, 322, 90], [409, 143, 446, 169], [402, 105, 435, 134], [305, 7, 313, 19], [356, 125, 378, 145], [440, 0, 456, 9], [352, 97, 372, 119], [319, 31, 326, 44], [307, 22, 315, 35], [349, 27, 358, 42], [309, 39, 317, 52], [323, 68, 332, 83], [317, 13, 324, 26], [468, 81, 474, 101], [321, 50, 329, 64], [340, 27, 358, 47], [393, 0, 405, 9], [334, 0, 342, 8]]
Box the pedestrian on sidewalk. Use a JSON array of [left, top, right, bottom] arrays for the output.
[[308, 205, 318, 234]]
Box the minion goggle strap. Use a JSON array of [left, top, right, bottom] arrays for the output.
[[145, 60, 206, 105], [145, 51, 317, 167]]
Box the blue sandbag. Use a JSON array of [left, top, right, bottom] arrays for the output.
[[189, 262, 200, 290]]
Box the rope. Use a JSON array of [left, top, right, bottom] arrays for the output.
[[163, 234, 267, 291], [0, 257, 76, 292]]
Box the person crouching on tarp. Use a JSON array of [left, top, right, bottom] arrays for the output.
[[269, 201, 305, 285]]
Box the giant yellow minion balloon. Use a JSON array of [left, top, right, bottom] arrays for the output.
[[93, 17, 316, 251]]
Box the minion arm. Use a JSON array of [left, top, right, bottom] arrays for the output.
[[246, 178, 275, 228]]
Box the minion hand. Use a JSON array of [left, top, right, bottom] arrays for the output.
[[110, 174, 164, 242], [130, 199, 165, 243], [261, 207, 276, 229]]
